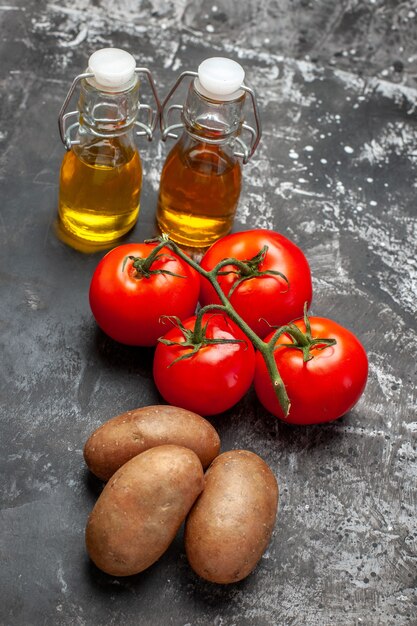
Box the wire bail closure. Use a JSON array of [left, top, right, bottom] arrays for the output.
[[160, 71, 262, 164], [58, 68, 161, 151]]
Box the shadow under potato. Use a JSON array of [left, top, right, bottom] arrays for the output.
[[84, 522, 187, 591], [83, 467, 105, 501], [84, 519, 253, 606]]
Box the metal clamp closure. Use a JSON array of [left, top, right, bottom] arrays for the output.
[[237, 85, 262, 164], [134, 67, 161, 141], [160, 71, 198, 141], [58, 72, 93, 150], [160, 72, 262, 163], [58, 68, 161, 150]]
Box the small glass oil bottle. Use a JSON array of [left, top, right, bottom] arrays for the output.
[[58, 48, 159, 246], [157, 57, 262, 248]]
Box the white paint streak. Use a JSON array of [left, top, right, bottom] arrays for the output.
[[0, 5, 26, 10], [24, 287, 43, 311], [356, 121, 417, 165], [60, 25, 88, 48], [57, 562, 68, 593], [368, 353, 403, 403], [47, 4, 83, 17], [274, 181, 326, 199]]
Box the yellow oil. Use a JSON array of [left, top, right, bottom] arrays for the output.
[[58, 137, 142, 244], [156, 137, 242, 248]]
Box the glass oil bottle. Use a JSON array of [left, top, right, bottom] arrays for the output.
[[157, 57, 262, 248], [58, 48, 160, 246]]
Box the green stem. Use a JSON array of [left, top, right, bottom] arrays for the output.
[[160, 238, 291, 416], [267, 314, 337, 363], [124, 239, 185, 279], [213, 256, 256, 277], [268, 323, 309, 348], [141, 240, 168, 272], [192, 307, 206, 344]]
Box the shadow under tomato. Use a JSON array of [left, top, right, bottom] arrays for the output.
[[259, 400, 352, 453], [210, 386, 352, 460], [91, 326, 156, 380]]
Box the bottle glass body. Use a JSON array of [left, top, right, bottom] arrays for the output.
[[157, 83, 245, 248], [58, 79, 142, 244]]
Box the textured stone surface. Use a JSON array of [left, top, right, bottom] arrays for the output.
[[0, 1, 416, 625]]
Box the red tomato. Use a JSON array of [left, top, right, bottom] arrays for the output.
[[153, 313, 255, 416], [199, 229, 313, 338], [254, 317, 368, 425], [89, 243, 200, 346]]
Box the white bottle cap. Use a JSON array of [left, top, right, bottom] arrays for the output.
[[87, 48, 136, 92], [195, 57, 245, 101]]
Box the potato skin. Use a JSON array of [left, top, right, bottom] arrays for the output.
[[86, 445, 204, 576], [185, 450, 278, 584], [83, 405, 220, 481]]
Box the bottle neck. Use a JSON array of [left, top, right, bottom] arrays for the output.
[[181, 81, 246, 145], [77, 78, 140, 138]]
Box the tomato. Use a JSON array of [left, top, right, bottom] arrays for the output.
[[153, 313, 256, 416], [199, 229, 313, 339], [89, 243, 200, 346], [254, 317, 368, 425]]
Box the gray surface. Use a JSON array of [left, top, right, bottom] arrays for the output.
[[1, 1, 416, 625]]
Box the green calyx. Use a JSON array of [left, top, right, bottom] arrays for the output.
[[158, 307, 247, 367], [122, 240, 186, 279], [271, 304, 337, 363], [215, 246, 289, 299]]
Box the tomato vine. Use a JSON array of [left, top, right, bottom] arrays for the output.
[[146, 235, 313, 417]]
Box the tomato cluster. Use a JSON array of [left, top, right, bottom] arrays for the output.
[[89, 229, 368, 423]]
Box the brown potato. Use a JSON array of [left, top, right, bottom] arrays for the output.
[[83, 405, 220, 481], [86, 445, 204, 576], [185, 450, 278, 584]]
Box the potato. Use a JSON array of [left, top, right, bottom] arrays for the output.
[[86, 445, 204, 576], [83, 405, 220, 481], [184, 450, 278, 584]]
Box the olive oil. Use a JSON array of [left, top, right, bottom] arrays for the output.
[[57, 48, 160, 248], [58, 139, 142, 244], [157, 135, 241, 247], [157, 57, 261, 248]]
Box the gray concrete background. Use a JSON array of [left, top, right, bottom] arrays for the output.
[[0, 1, 416, 625]]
